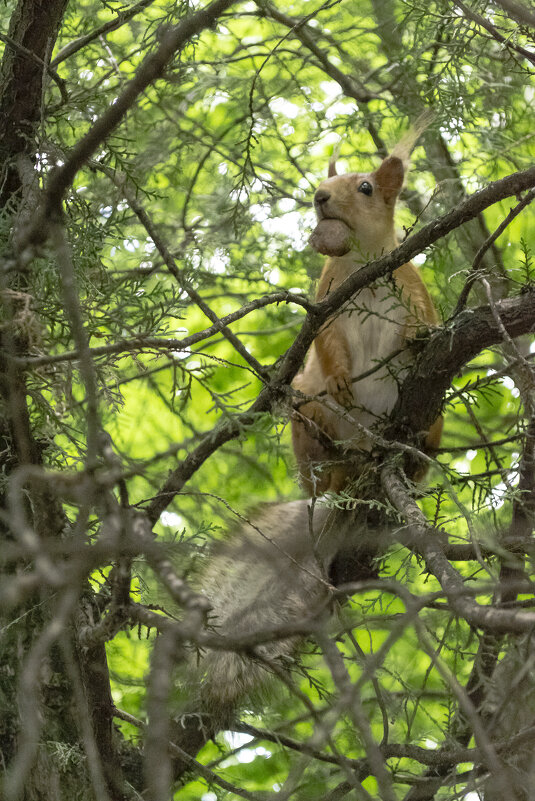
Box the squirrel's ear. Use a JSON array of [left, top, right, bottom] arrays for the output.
[[328, 156, 337, 177], [378, 110, 432, 201], [374, 156, 404, 205], [328, 144, 340, 177]]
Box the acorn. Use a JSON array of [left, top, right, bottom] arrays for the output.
[[309, 218, 351, 257]]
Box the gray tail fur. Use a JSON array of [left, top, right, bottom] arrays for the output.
[[174, 499, 378, 771]]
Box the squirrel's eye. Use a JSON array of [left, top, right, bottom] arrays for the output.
[[358, 181, 373, 196]]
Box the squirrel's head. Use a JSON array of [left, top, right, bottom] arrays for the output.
[[310, 157, 405, 258], [309, 112, 432, 258]]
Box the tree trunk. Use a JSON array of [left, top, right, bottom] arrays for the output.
[[0, 3, 126, 800]]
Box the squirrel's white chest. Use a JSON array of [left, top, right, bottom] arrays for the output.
[[296, 281, 411, 443], [343, 284, 405, 366], [336, 283, 408, 433]]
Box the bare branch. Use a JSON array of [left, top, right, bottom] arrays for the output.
[[454, 0, 535, 65]]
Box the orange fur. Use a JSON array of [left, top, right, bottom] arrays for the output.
[[292, 125, 441, 496]]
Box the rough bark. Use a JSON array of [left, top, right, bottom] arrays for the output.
[[0, 0, 69, 207], [0, 4, 99, 801], [388, 291, 535, 448]]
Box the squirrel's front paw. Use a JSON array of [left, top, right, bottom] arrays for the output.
[[325, 373, 353, 407]]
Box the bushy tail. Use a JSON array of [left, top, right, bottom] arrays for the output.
[[174, 500, 377, 777], [197, 502, 351, 711], [173, 499, 376, 771]]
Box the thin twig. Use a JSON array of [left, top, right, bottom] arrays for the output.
[[20, 0, 239, 250], [453, 188, 535, 315], [52, 0, 158, 66], [453, 0, 535, 65], [105, 169, 270, 381], [492, 0, 535, 27], [382, 465, 535, 634], [112, 707, 266, 801], [50, 222, 101, 466]]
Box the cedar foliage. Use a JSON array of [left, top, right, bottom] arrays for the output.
[[0, 1, 534, 799]]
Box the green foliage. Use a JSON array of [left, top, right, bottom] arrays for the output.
[[47, 0, 534, 793], [1, 0, 534, 798]]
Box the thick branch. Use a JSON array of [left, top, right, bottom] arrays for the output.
[[382, 466, 535, 634], [147, 167, 535, 521], [388, 291, 535, 445], [0, 0, 69, 206]]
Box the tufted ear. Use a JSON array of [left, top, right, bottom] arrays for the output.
[[327, 143, 340, 177], [328, 156, 337, 177], [374, 156, 404, 205]]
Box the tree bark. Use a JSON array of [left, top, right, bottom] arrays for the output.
[[0, 0, 69, 207], [0, 4, 103, 800]]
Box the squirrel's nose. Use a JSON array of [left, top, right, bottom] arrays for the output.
[[314, 189, 331, 205]]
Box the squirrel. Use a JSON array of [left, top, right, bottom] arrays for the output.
[[173, 117, 442, 773], [292, 117, 443, 495]]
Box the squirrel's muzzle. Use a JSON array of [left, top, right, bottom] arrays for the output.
[[314, 189, 331, 209]]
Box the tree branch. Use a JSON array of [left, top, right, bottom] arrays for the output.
[[20, 0, 238, 247], [382, 466, 535, 634], [0, 0, 69, 206], [492, 0, 535, 27], [51, 0, 158, 67], [147, 166, 535, 521], [454, 0, 535, 66], [389, 291, 535, 447]]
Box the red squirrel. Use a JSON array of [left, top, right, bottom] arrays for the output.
[[176, 124, 443, 760], [292, 119, 443, 495]]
